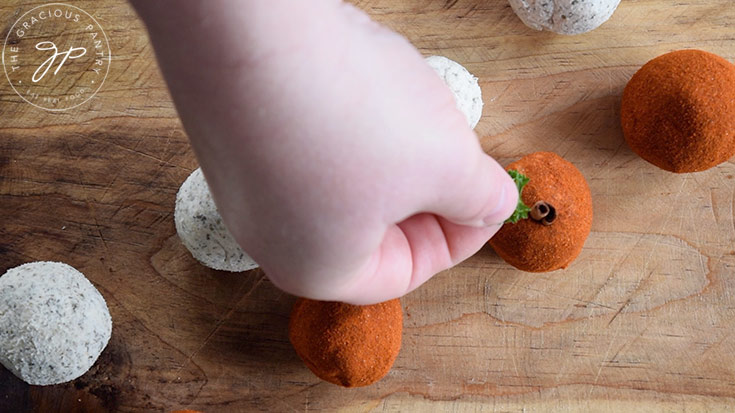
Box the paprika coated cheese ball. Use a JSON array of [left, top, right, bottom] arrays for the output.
[[621, 49, 735, 173], [288, 298, 402, 388], [489, 152, 592, 272]]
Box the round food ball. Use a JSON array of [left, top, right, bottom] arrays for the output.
[[425, 55, 483, 129], [489, 152, 593, 272], [0, 262, 112, 385], [175, 168, 258, 272], [621, 49, 735, 173], [288, 298, 402, 388], [508, 0, 620, 35]]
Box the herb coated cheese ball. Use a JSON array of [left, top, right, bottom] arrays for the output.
[[621, 49, 735, 173], [489, 152, 593, 272], [175, 168, 259, 272], [425, 55, 483, 129], [0, 262, 112, 385], [288, 298, 402, 388], [508, 0, 620, 35]]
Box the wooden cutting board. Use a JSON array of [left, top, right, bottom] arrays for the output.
[[1, 0, 735, 411]]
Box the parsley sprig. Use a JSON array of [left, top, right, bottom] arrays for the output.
[[505, 170, 531, 224]]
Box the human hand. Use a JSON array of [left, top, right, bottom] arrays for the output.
[[132, 0, 518, 304]]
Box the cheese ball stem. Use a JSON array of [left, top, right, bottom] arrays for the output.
[[530, 201, 557, 226]]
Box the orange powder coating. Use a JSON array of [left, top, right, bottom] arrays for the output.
[[621, 49, 735, 173], [489, 152, 592, 272], [288, 298, 402, 388]]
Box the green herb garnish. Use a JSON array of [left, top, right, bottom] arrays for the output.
[[505, 169, 531, 224]]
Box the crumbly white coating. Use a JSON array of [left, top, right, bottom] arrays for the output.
[[175, 168, 259, 272], [508, 0, 620, 35], [0, 261, 112, 386], [425, 55, 483, 129]]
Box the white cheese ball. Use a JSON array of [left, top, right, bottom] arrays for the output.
[[175, 168, 259, 272], [425, 55, 483, 129], [508, 0, 621, 35], [0, 261, 112, 386]]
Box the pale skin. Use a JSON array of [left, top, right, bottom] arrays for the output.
[[130, 0, 517, 305]]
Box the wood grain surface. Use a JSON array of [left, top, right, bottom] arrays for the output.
[[1, 0, 735, 411]]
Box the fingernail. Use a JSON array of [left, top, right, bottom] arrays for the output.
[[483, 177, 517, 226]]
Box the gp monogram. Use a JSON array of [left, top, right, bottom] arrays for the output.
[[2, 3, 111, 111]]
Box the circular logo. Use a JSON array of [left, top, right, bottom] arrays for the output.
[[2, 3, 111, 111]]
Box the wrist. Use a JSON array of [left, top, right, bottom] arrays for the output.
[[130, 0, 343, 70], [130, 0, 340, 40]]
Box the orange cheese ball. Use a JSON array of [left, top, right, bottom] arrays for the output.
[[288, 298, 402, 388], [621, 49, 735, 172], [489, 152, 593, 272]]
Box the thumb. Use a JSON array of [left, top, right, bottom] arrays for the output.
[[426, 140, 519, 228]]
